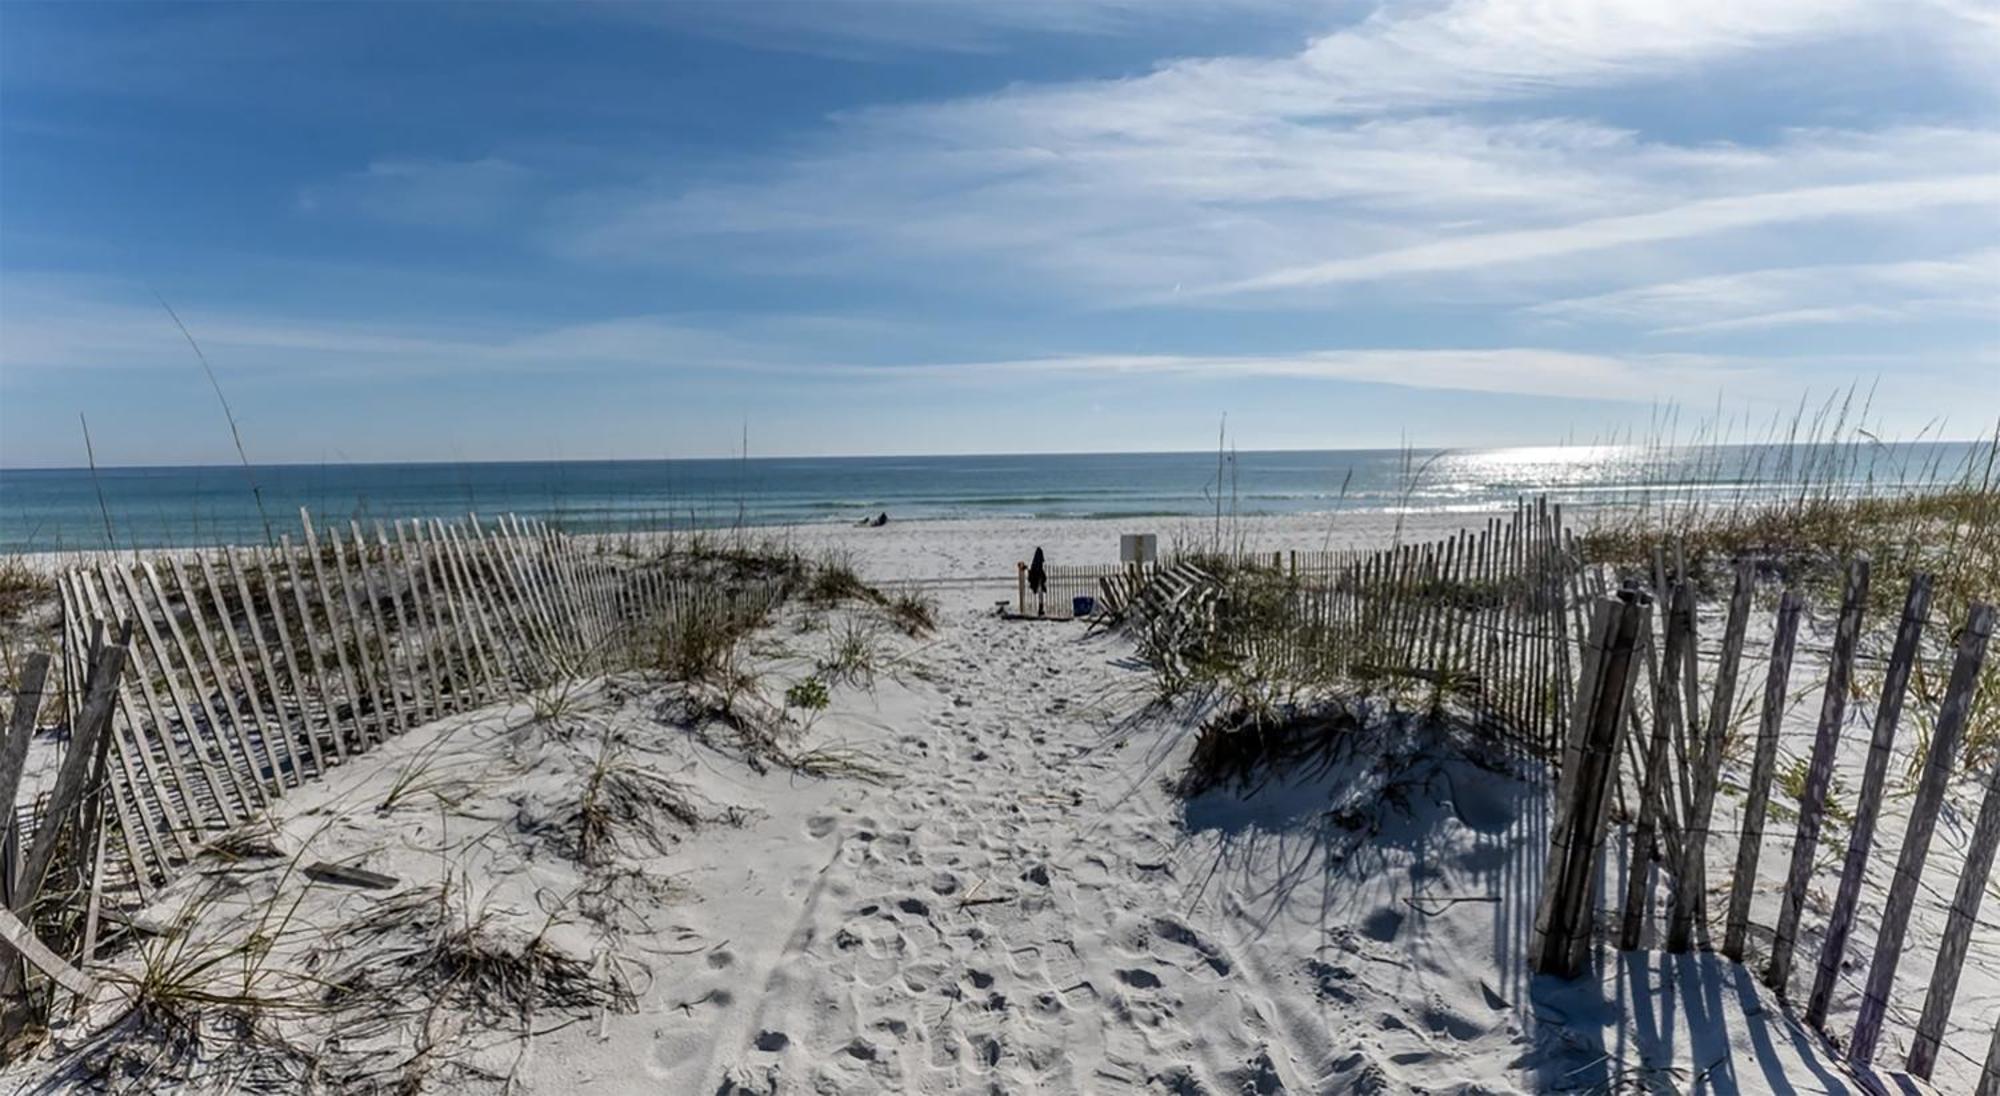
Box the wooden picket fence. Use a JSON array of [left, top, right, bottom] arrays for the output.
[[1112, 497, 1581, 752], [14, 509, 780, 909], [1538, 564, 2000, 1092]]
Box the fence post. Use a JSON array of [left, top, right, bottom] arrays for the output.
[[1808, 573, 1932, 1026], [1979, 1011, 2000, 1096], [1669, 560, 1754, 952], [1849, 601, 1995, 1067], [0, 655, 51, 860], [1909, 701, 2000, 1079], [1621, 582, 1692, 951], [1533, 593, 1645, 978], [1767, 557, 1870, 994], [1723, 590, 1804, 962]]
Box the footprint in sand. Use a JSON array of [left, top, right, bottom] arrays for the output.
[[1116, 967, 1164, 990], [1149, 915, 1232, 976]]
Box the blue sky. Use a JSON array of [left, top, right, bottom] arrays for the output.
[[2, 1, 1995, 466]]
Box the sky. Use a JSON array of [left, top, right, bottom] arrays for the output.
[[1, 0, 1996, 467]]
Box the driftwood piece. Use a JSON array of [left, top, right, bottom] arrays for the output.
[[303, 861, 399, 890]]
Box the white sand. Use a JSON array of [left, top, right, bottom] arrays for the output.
[[8, 509, 1986, 1094]]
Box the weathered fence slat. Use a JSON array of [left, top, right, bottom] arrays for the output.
[[296, 520, 368, 760], [327, 525, 394, 747], [1908, 698, 2000, 1079], [1723, 589, 1804, 963], [278, 535, 351, 764], [111, 562, 242, 824], [1848, 601, 1995, 1066], [1669, 559, 1755, 952], [1533, 595, 1645, 977], [1767, 557, 1870, 995], [385, 521, 447, 718], [0, 655, 52, 857], [347, 521, 412, 740], [80, 569, 206, 845], [1807, 573, 1933, 1026], [1621, 582, 1692, 951]]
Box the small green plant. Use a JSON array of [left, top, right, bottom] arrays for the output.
[[785, 676, 831, 713]]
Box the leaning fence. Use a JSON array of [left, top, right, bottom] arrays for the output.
[[5, 510, 781, 921], [1104, 495, 1997, 1090], [1537, 565, 2000, 1092], [1110, 496, 1581, 753]]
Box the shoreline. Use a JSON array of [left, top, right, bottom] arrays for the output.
[[4, 507, 1557, 581]]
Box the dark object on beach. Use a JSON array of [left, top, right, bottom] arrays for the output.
[[857, 512, 889, 528], [1028, 547, 1048, 615], [303, 861, 401, 889]]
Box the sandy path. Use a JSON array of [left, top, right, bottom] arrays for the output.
[[659, 593, 1877, 1095], [700, 608, 1278, 1092]]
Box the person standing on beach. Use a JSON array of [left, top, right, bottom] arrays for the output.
[[1029, 547, 1048, 615]]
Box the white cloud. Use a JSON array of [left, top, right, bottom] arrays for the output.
[[298, 158, 536, 229], [552, 0, 1997, 316], [0, 277, 774, 378], [1530, 249, 2000, 335], [589, 0, 1315, 58], [1213, 174, 2000, 294], [849, 347, 1756, 401]]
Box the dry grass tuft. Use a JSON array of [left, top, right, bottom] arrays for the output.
[[1178, 700, 1362, 797], [321, 883, 635, 1027], [0, 557, 54, 627], [565, 736, 705, 865], [802, 551, 879, 608], [883, 587, 938, 637], [817, 618, 882, 688], [784, 743, 898, 785]]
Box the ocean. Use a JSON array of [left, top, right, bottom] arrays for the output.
[[0, 443, 1987, 553]]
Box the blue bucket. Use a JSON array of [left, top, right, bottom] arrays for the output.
[[1073, 595, 1095, 617]]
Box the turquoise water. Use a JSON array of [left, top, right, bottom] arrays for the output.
[[0, 444, 1986, 552]]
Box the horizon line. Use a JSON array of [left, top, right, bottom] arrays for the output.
[[4, 435, 1992, 476]]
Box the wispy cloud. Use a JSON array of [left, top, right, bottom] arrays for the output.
[[1211, 173, 2000, 295], [1530, 249, 2000, 335], [850, 347, 1757, 402], [550, 0, 1999, 315], [0, 277, 1766, 402], [587, 0, 1313, 58], [297, 157, 537, 229]]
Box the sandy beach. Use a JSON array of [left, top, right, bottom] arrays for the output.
[[9, 505, 1987, 1095]]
